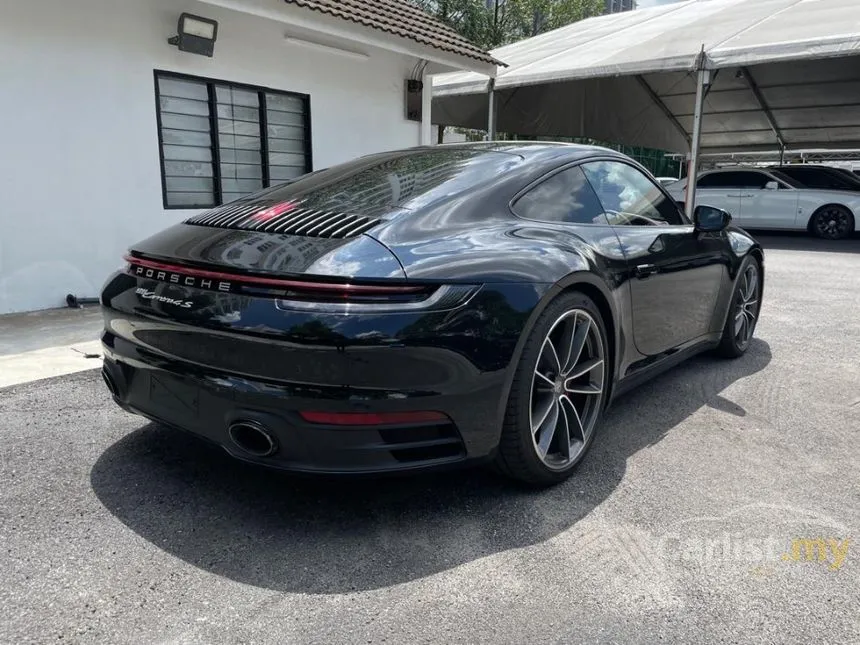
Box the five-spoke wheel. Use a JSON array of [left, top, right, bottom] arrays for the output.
[[733, 262, 759, 351], [530, 310, 605, 469], [717, 256, 762, 358], [497, 291, 609, 485]]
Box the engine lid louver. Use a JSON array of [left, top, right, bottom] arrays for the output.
[[185, 200, 381, 239]]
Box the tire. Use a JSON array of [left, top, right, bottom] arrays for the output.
[[809, 205, 854, 240], [495, 291, 610, 486], [716, 256, 762, 359]]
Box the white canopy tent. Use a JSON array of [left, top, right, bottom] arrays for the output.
[[431, 0, 860, 212]]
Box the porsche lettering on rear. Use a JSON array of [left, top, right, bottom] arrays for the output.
[[132, 265, 232, 293]]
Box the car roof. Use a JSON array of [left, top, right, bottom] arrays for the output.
[[701, 166, 774, 172], [775, 164, 840, 171], [430, 140, 626, 164]]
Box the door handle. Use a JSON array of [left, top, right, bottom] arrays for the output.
[[635, 264, 658, 279]]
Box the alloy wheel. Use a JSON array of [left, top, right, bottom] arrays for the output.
[[814, 207, 851, 239], [733, 264, 759, 350], [529, 309, 605, 470]]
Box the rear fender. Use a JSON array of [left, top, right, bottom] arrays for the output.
[[491, 270, 621, 443]]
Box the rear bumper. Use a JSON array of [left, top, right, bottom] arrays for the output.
[[98, 265, 546, 474], [101, 330, 508, 476]]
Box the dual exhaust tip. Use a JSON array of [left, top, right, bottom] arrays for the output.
[[228, 420, 278, 458]]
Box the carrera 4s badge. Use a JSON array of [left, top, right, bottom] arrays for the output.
[[135, 287, 193, 308]]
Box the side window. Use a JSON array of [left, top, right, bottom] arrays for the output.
[[698, 171, 771, 189], [697, 173, 726, 188], [513, 166, 607, 224], [699, 172, 746, 188], [734, 172, 770, 189], [581, 161, 684, 226], [791, 170, 844, 190]]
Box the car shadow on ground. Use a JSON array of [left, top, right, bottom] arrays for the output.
[[90, 339, 771, 595], [751, 230, 860, 253]]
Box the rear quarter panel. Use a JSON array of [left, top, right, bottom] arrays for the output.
[[795, 191, 860, 230]]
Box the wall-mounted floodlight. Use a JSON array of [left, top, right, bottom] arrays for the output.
[[168, 13, 218, 57]]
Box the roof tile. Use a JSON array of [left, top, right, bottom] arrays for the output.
[[283, 0, 502, 67]]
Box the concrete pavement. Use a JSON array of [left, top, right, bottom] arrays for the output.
[[1, 234, 858, 643], [0, 306, 102, 388]]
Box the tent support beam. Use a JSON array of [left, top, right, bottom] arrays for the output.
[[487, 77, 497, 141], [741, 66, 785, 150], [635, 75, 690, 146], [685, 68, 710, 218]]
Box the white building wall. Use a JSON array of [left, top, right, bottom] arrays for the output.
[[0, 0, 422, 314]]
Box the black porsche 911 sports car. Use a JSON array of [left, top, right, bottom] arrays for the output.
[[100, 142, 764, 485]]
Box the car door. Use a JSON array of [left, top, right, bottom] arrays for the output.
[[735, 171, 799, 229], [581, 160, 730, 357]]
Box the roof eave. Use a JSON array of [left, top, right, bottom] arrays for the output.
[[198, 0, 498, 75]]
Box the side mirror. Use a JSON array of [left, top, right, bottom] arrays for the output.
[[764, 181, 779, 190], [694, 205, 731, 232]]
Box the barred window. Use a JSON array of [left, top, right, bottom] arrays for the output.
[[155, 71, 311, 209]]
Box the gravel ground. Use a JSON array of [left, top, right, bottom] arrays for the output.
[[1, 233, 859, 644]]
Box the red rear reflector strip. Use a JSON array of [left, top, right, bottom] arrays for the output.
[[299, 411, 448, 426], [124, 255, 424, 294]]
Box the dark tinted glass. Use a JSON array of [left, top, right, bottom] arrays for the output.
[[258, 149, 522, 218], [698, 172, 770, 189], [697, 173, 728, 188], [777, 167, 854, 190], [513, 166, 606, 224], [582, 161, 683, 226], [830, 167, 860, 186]]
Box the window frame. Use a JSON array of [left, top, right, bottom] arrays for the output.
[[579, 157, 690, 227], [154, 69, 313, 210], [509, 157, 690, 227], [698, 170, 792, 191], [509, 162, 610, 226]]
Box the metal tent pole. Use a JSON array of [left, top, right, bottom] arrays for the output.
[[685, 67, 710, 218], [487, 77, 497, 141]]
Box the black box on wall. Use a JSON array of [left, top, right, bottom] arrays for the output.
[[405, 79, 423, 121]]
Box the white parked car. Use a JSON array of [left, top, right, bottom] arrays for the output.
[[666, 167, 859, 239]]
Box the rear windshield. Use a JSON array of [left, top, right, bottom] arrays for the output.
[[244, 149, 523, 218]]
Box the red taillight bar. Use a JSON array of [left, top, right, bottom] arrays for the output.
[[124, 254, 425, 294], [298, 410, 448, 426]]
